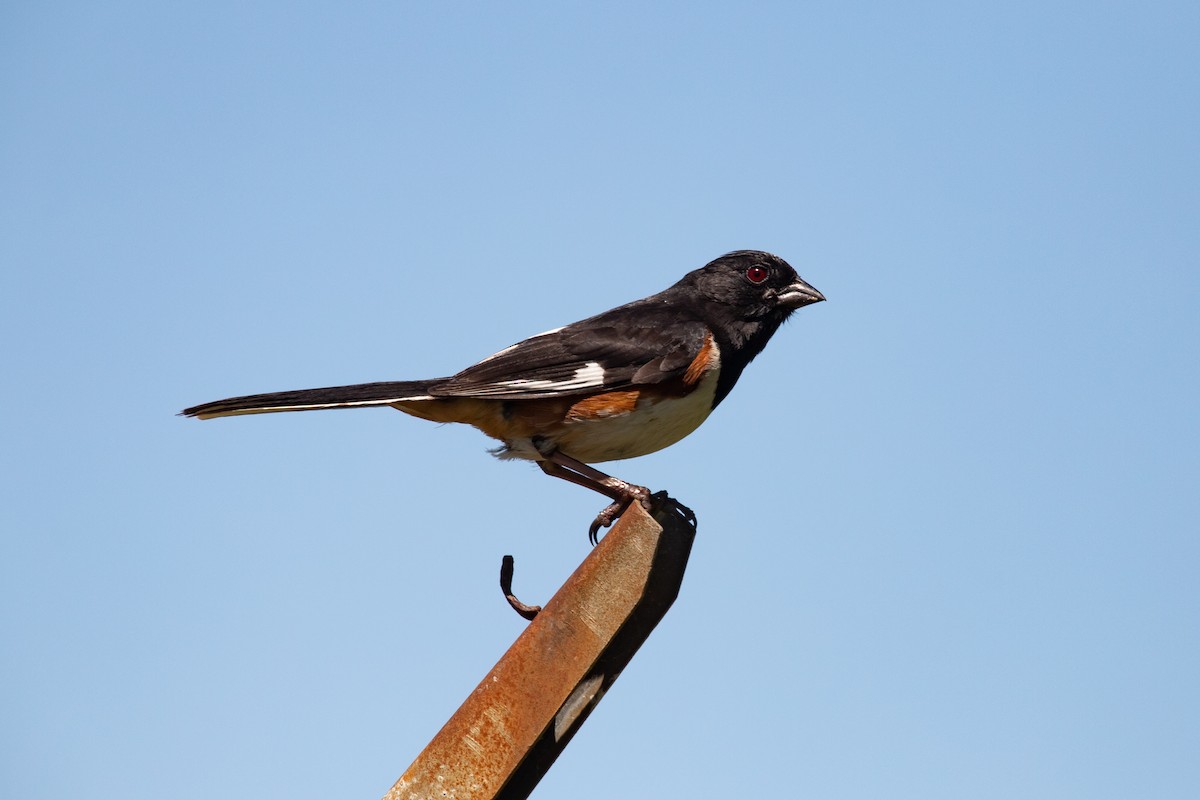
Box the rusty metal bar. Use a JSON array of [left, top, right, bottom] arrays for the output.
[[382, 497, 696, 800]]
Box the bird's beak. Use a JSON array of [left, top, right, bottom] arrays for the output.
[[776, 278, 826, 308]]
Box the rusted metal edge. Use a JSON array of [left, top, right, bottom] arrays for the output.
[[383, 496, 696, 800]]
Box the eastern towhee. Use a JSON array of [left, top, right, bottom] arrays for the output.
[[183, 250, 825, 541]]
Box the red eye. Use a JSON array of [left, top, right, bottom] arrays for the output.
[[746, 265, 769, 284]]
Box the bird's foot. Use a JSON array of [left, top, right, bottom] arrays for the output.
[[587, 483, 652, 545], [648, 490, 697, 530]]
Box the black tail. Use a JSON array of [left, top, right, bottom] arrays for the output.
[[181, 379, 439, 420]]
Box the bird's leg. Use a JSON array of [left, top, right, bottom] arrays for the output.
[[533, 440, 651, 544], [545, 450, 652, 505], [536, 459, 643, 544]]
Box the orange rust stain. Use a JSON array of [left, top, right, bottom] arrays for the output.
[[566, 390, 640, 421], [683, 333, 715, 385]]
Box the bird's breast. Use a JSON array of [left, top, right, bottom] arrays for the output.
[[551, 370, 719, 462]]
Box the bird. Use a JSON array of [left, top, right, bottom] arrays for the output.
[[183, 250, 825, 541]]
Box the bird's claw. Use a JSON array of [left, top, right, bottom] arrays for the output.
[[588, 486, 696, 545], [588, 497, 632, 545], [649, 490, 697, 529], [587, 484, 649, 545]]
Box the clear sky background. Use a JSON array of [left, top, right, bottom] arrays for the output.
[[3, 3, 1198, 799]]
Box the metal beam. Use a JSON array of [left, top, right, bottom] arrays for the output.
[[383, 498, 696, 800]]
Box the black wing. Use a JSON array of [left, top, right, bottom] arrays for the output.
[[430, 304, 707, 399]]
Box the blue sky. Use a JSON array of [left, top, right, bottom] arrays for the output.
[[2, 3, 1197, 798]]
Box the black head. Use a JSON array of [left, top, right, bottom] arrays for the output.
[[673, 250, 825, 406], [675, 249, 823, 332]]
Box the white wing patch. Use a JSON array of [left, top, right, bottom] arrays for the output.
[[495, 361, 606, 392]]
